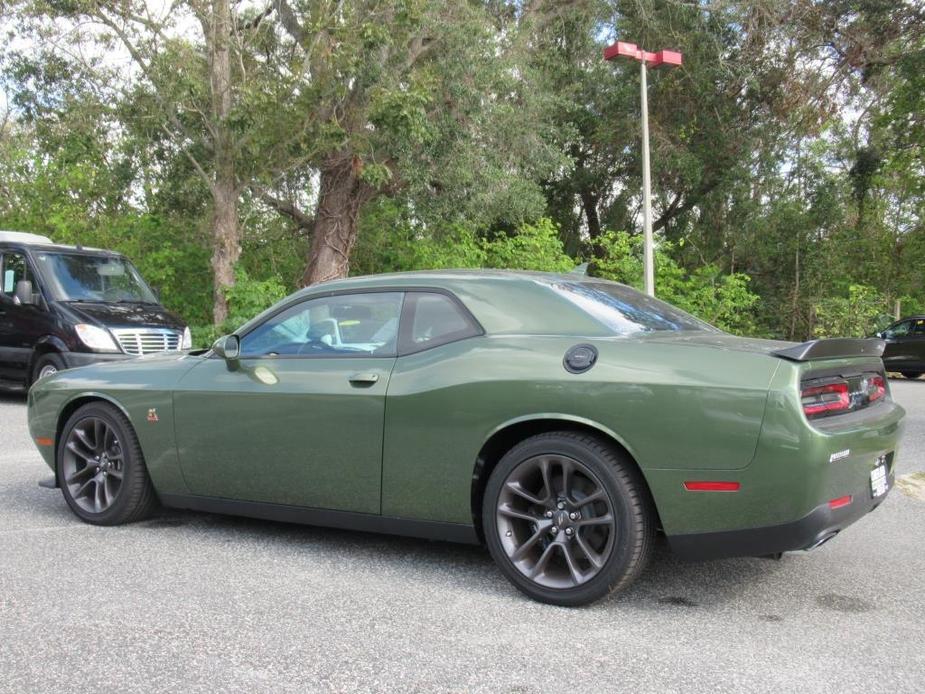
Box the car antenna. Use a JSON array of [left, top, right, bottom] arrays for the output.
[[569, 262, 589, 276]]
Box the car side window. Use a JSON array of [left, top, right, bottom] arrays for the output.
[[913, 320, 925, 336], [239, 292, 404, 358], [400, 292, 481, 354], [887, 321, 913, 338], [0, 252, 29, 303]]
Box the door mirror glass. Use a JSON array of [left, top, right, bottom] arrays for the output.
[[212, 334, 240, 360], [14, 280, 36, 305]]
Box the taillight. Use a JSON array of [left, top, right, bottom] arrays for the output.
[[867, 375, 886, 403], [802, 381, 850, 418]]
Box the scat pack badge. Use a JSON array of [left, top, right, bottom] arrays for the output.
[[147, 408, 159, 423]]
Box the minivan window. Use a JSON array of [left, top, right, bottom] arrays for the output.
[[546, 280, 719, 335], [1, 252, 29, 300], [34, 253, 157, 304]]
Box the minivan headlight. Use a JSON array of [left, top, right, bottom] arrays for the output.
[[181, 326, 192, 350], [75, 324, 120, 352]]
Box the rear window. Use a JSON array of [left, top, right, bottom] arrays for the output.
[[545, 280, 719, 335]]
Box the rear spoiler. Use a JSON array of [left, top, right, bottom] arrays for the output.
[[772, 338, 885, 362]]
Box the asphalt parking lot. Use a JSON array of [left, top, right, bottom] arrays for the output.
[[1, 383, 924, 693]]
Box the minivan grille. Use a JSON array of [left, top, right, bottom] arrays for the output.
[[111, 328, 182, 356]]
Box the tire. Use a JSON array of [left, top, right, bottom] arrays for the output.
[[32, 352, 66, 383], [57, 402, 158, 525], [483, 431, 654, 606], [901, 372, 922, 380]]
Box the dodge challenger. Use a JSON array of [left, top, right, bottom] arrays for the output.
[[27, 270, 904, 605]]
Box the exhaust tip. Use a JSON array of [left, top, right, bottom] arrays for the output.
[[806, 531, 839, 551]]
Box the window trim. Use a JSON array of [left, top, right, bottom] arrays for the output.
[[397, 290, 484, 356], [234, 289, 407, 361]]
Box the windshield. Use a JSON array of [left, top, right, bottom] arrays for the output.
[[34, 252, 158, 304], [545, 280, 720, 335]]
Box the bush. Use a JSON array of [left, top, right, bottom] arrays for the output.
[[813, 285, 893, 338]]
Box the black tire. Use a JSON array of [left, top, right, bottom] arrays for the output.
[[32, 352, 66, 384], [901, 372, 922, 380], [57, 402, 158, 525], [483, 431, 654, 606]]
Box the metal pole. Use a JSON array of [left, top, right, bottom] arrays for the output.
[[639, 59, 654, 297]]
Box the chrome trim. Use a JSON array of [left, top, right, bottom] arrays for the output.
[[110, 328, 182, 356]]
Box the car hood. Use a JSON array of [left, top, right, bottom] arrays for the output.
[[637, 331, 795, 355], [35, 351, 203, 393], [60, 301, 186, 330]]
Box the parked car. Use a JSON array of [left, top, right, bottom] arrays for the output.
[[0, 231, 189, 388], [875, 316, 925, 379], [28, 270, 902, 605]]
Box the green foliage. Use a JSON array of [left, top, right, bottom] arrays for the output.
[[813, 285, 894, 339], [188, 267, 288, 348], [482, 219, 575, 273], [223, 268, 288, 331], [593, 232, 759, 335]]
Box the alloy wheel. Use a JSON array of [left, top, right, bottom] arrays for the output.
[[495, 454, 616, 589], [38, 364, 58, 379], [62, 417, 125, 514]]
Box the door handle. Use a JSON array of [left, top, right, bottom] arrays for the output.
[[348, 372, 380, 386]]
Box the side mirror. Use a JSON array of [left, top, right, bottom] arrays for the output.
[[212, 334, 240, 361], [14, 280, 37, 306]]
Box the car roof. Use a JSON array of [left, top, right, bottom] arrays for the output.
[[268, 269, 633, 338], [0, 239, 120, 256]]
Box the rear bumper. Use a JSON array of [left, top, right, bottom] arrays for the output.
[[667, 471, 893, 560], [61, 352, 133, 369]]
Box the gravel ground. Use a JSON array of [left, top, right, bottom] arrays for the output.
[[1, 381, 924, 693]]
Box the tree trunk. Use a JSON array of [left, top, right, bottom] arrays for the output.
[[208, 0, 240, 325], [301, 157, 373, 287], [578, 186, 603, 258], [211, 182, 239, 324]]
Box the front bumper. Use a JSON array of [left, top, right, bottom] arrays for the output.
[[667, 469, 893, 560], [61, 351, 134, 369]]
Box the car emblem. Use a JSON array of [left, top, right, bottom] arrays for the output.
[[147, 408, 159, 423]]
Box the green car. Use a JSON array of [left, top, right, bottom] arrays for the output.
[[27, 271, 903, 605]]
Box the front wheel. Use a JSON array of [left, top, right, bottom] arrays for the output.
[[483, 432, 654, 606], [57, 402, 158, 525], [32, 352, 66, 383], [901, 371, 922, 380]]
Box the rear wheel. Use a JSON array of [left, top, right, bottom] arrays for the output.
[[57, 402, 158, 525], [901, 372, 922, 379], [483, 432, 654, 606], [32, 352, 65, 383]]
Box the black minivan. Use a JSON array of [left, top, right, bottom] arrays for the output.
[[0, 231, 188, 388]]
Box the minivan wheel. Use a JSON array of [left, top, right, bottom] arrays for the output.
[[32, 352, 66, 383], [901, 371, 922, 380], [57, 402, 158, 525], [483, 432, 654, 606]]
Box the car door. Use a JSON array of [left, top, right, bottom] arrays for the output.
[[0, 250, 49, 384], [881, 320, 916, 372], [173, 291, 403, 514], [911, 319, 925, 369]]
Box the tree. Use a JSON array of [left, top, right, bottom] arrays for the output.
[[253, 0, 569, 286]]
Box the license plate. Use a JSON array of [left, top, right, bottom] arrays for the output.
[[870, 460, 889, 498]]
